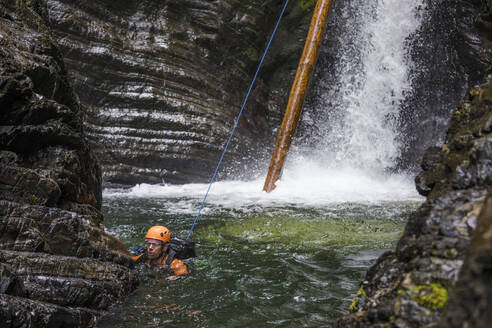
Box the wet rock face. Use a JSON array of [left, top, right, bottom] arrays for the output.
[[439, 192, 492, 328], [332, 79, 491, 327], [396, 0, 492, 172], [331, 0, 492, 325], [0, 1, 137, 327], [45, 0, 313, 185], [0, 11, 101, 210], [415, 81, 492, 200]]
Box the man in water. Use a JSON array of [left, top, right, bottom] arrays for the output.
[[132, 225, 189, 276]]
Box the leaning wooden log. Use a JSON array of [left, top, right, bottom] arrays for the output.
[[263, 0, 333, 192]]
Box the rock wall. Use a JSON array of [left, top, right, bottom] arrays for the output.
[[0, 1, 137, 326], [1, 0, 490, 326], [332, 73, 492, 327], [331, 1, 491, 325], [395, 0, 492, 171], [439, 192, 492, 327], [45, 0, 314, 185]]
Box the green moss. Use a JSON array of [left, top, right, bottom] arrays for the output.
[[444, 248, 458, 259], [349, 285, 366, 312], [30, 194, 40, 203], [245, 47, 259, 61], [235, 59, 247, 70], [194, 259, 211, 269], [244, 26, 259, 36], [412, 283, 448, 310], [299, 0, 316, 10], [38, 35, 51, 48]]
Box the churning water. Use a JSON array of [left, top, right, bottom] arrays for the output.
[[296, 0, 424, 172], [100, 0, 426, 326], [100, 189, 420, 327]]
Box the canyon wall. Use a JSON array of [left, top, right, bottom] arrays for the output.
[[332, 1, 491, 325], [333, 79, 492, 327], [46, 0, 314, 185], [0, 1, 137, 326], [0, 0, 490, 327]]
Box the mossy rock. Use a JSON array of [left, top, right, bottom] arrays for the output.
[[349, 285, 367, 312], [411, 283, 448, 310]]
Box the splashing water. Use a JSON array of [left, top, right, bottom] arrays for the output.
[[104, 0, 425, 205], [296, 0, 424, 174], [104, 160, 420, 213], [101, 0, 427, 326]]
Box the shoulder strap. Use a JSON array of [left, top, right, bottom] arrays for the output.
[[165, 248, 177, 266]]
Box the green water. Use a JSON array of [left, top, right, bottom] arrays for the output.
[[99, 197, 420, 327]]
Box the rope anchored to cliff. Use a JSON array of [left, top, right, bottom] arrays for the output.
[[186, 0, 291, 240]]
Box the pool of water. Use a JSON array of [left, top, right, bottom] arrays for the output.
[[98, 179, 421, 327]]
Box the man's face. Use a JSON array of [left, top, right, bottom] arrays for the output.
[[146, 238, 163, 260]]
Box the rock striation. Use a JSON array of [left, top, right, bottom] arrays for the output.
[[0, 1, 137, 326], [1, 0, 490, 326], [45, 0, 314, 185]]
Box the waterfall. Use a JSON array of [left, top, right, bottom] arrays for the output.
[[105, 0, 427, 205], [294, 0, 425, 174]]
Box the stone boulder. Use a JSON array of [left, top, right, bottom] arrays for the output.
[[0, 1, 137, 327], [332, 0, 492, 325], [332, 78, 492, 327]]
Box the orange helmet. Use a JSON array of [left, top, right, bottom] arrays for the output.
[[145, 225, 171, 243]]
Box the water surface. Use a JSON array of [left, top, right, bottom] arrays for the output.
[[100, 176, 421, 327], [98, 0, 426, 324]]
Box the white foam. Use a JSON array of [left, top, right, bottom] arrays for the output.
[[301, 0, 425, 172], [103, 0, 426, 212], [104, 158, 422, 213]]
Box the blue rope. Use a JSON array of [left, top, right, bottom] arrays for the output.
[[186, 0, 291, 240]]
